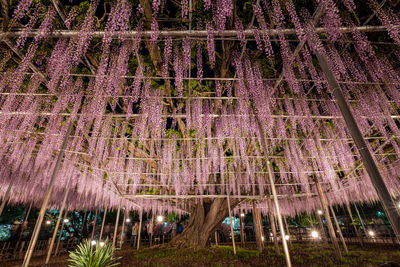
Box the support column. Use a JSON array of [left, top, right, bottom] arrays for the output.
[[55, 209, 69, 256], [112, 200, 122, 248], [215, 231, 219, 246], [283, 216, 291, 245], [45, 181, 71, 264], [137, 210, 142, 250], [267, 197, 280, 255], [0, 180, 14, 216], [316, 209, 328, 245], [99, 206, 108, 242], [227, 195, 236, 255], [315, 179, 342, 260], [239, 212, 245, 247], [120, 210, 126, 248], [346, 203, 363, 247], [22, 122, 72, 267], [90, 209, 98, 240], [252, 201, 263, 252], [327, 199, 348, 254], [315, 48, 400, 240]]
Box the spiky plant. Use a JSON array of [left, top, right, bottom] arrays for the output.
[[68, 239, 121, 267]]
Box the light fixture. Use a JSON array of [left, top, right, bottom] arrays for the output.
[[63, 218, 69, 223], [285, 235, 290, 240], [270, 233, 273, 237], [311, 231, 319, 238], [261, 236, 265, 241], [46, 220, 51, 225], [99, 241, 105, 247], [240, 213, 245, 217], [157, 215, 164, 223], [126, 218, 131, 223], [368, 230, 375, 237], [91, 240, 97, 246], [317, 210, 323, 215]]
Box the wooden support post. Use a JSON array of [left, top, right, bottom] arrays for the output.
[[112, 200, 122, 249], [22, 122, 72, 267], [267, 197, 280, 255], [346, 203, 363, 247], [316, 210, 328, 245], [252, 201, 263, 252], [284, 216, 291, 245], [227, 195, 236, 255], [315, 180, 342, 260], [315, 47, 400, 240], [90, 209, 98, 240], [149, 214, 154, 247], [0, 180, 14, 216], [120, 211, 126, 248], [239, 212, 245, 247], [215, 231, 218, 246], [327, 198, 348, 254], [99, 206, 107, 242], [137, 211, 142, 250], [55, 209, 68, 256], [45, 180, 71, 264]]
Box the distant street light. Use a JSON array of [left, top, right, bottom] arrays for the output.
[[311, 231, 319, 238]]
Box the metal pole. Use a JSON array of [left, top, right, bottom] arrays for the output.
[[314, 47, 400, 240], [315, 180, 342, 260], [267, 197, 280, 255], [90, 209, 98, 240], [327, 198, 348, 254], [0, 180, 14, 216], [255, 115, 292, 267], [45, 180, 71, 264], [112, 200, 122, 248], [226, 195, 237, 255], [252, 201, 263, 252], [239, 212, 245, 247], [22, 122, 72, 267], [346, 203, 363, 247], [99, 206, 108, 242], [137, 210, 142, 250]]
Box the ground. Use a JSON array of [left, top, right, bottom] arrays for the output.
[[7, 243, 400, 266]]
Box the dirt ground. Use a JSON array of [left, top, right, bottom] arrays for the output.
[[6, 242, 400, 267]]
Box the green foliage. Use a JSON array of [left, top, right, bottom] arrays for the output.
[[68, 239, 121, 267]]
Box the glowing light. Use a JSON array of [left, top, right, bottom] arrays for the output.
[[99, 242, 105, 247], [126, 218, 131, 223], [270, 233, 273, 237], [46, 220, 51, 225], [285, 235, 290, 240], [261, 236, 265, 241], [63, 218, 69, 223], [317, 210, 323, 215], [311, 231, 319, 238], [157, 215, 164, 223], [240, 213, 245, 217], [91, 240, 97, 245], [368, 231, 375, 237]]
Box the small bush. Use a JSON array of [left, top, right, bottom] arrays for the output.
[[68, 239, 121, 267]]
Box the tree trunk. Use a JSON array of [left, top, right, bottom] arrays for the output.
[[168, 198, 239, 248]]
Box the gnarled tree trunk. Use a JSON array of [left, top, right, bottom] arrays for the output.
[[168, 198, 240, 248]]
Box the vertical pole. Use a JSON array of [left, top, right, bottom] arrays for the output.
[[252, 201, 263, 252], [149, 214, 154, 247], [22, 122, 72, 267], [255, 113, 291, 267], [137, 210, 142, 250], [226, 195, 237, 255], [0, 180, 14, 216], [23, 202, 33, 222], [99, 206, 107, 242], [45, 181, 71, 264], [120, 210, 126, 248], [327, 198, 348, 254], [112, 200, 122, 249], [267, 197, 280, 255], [283, 216, 291, 245], [55, 209, 69, 256], [354, 204, 368, 237], [315, 179, 342, 260], [239, 212, 245, 247], [346, 203, 363, 247], [315, 48, 400, 240], [316, 210, 328, 245], [215, 231, 219, 245], [90, 209, 98, 240]]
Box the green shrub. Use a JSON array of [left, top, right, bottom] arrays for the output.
[[68, 239, 121, 267]]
